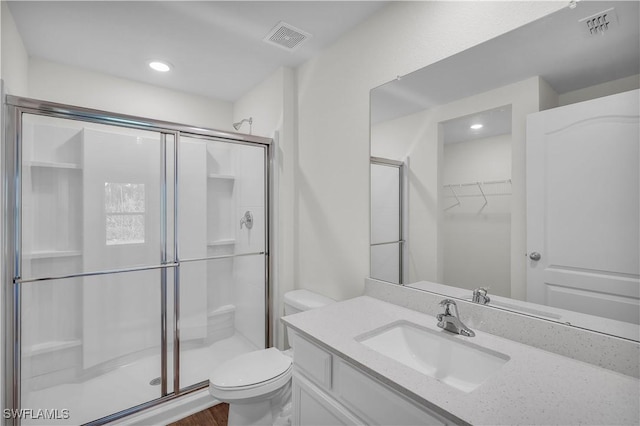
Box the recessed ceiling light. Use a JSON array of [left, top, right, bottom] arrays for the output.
[[470, 123, 483, 130], [149, 61, 171, 72]]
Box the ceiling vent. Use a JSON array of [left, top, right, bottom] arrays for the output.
[[264, 21, 311, 51], [579, 8, 618, 36]]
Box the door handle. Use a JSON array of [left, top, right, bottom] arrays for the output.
[[529, 252, 541, 261]]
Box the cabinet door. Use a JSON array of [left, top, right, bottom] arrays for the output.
[[333, 359, 451, 426], [293, 374, 364, 426]]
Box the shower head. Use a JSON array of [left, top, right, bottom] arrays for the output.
[[233, 117, 253, 132]]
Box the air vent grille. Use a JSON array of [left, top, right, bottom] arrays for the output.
[[580, 8, 617, 36], [264, 22, 311, 51]]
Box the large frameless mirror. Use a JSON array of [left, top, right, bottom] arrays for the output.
[[369, 1, 639, 341]]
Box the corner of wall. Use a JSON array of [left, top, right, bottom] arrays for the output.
[[538, 76, 559, 111], [1, 1, 29, 96], [558, 74, 640, 107]]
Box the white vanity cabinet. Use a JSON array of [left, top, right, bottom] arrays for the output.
[[290, 332, 456, 426]]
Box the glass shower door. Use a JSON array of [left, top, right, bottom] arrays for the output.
[[177, 136, 268, 390], [19, 113, 174, 425], [370, 158, 404, 284], [6, 97, 272, 425]]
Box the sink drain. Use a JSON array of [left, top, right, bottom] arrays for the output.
[[149, 377, 162, 386]]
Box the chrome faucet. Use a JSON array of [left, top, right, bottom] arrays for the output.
[[472, 287, 490, 305], [436, 299, 475, 337]]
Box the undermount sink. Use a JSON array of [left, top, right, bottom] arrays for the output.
[[356, 321, 509, 393]]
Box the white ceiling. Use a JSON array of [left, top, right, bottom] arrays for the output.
[[371, 0, 640, 124], [8, 1, 387, 102], [442, 105, 512, 145]]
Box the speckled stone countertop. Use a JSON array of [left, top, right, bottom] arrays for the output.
[[282, 296, 640, 425]]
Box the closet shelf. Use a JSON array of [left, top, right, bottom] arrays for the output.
[[207, 239, 236, 247], [443, 179, 511, 210], [24, 250, 83, 259], [443, 179, 511, 196], [207, 173, 235, 180], [26, 161, 82, 169]]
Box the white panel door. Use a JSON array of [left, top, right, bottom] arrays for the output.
[[526, 89, 639, 324]]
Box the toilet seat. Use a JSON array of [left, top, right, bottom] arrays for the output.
[[209, 348, 293, 401]]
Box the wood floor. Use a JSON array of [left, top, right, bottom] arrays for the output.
[[168, 403, 229, 426]]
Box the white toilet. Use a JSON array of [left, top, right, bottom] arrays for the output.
[[209, 290, 335, 426]]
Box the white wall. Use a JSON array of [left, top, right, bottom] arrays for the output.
[[296, 1, 564, 301], [1, 1, 29, 96], [558, 74, 640, 106], [28, 58, 233, 131], [442, 134, 512, 297]]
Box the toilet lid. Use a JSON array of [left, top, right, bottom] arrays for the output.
[[210, 348, 292, 389]]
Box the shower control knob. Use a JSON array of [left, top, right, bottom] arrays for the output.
[[529, 252, 542, 261], [240, 211, 254, 229]]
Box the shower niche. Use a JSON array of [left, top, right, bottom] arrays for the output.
[[21, 118, 85, 393], [22, 120, 84, 279], [206, 142, 237, 250]]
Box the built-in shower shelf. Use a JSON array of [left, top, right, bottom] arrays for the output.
[[208, 173, 235, 180], [23, 339, 82, 357], [24, 250, 83, 259], [207, 239, 236, 247], [26, 160, 82, 169]]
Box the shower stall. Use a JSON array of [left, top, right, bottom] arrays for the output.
[[3, 96, 272, 425]]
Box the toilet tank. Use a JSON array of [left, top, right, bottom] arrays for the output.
[[283, 290, 335, 350], [283, 289, 335, 316]]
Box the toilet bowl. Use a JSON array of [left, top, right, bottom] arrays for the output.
[[209, 290, 335, 426]]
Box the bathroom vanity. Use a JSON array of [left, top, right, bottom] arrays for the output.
[[283, 293, 640, 425], [289, 329, 452, 425]]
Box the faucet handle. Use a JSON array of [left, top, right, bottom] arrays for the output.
[[472, 287, 490, 304], [439, 299, 457, 316]]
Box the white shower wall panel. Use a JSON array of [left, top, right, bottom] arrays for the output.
[[82, 128, 164, 368], [235, 143, 265, 208], [233, 255, 266, 350], [178, 140, 208, 341], [179, 141, 207, 259], [206, 256, 234, 312]]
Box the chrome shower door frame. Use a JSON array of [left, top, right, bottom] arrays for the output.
[[370, 156, 406, 285], [2, 95, 273, 426]]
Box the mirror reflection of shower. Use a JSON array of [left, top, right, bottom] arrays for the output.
[[233, 117, 253, 134]]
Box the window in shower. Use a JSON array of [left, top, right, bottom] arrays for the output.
[[105, 182, 146, 245]]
